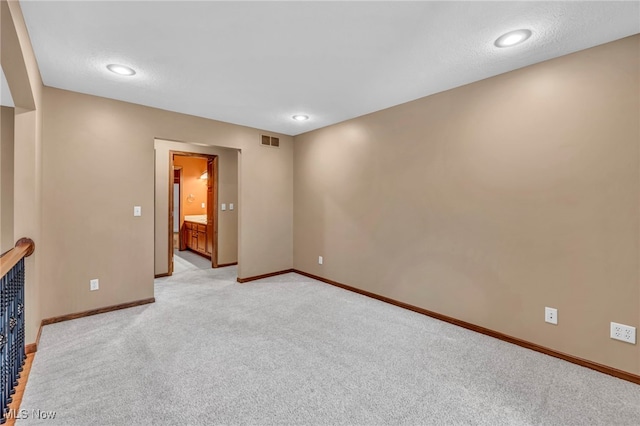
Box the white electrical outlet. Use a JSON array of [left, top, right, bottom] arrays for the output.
[[201, 202, 205, 208], [545, 307, 558, 325], [221, 203, 226, 211], [90, 279, 99, 291], [610, 322, 636, 344], [230, 203, 234, 211], [133, 206, 142, 217], [318, 256, 323, 265]]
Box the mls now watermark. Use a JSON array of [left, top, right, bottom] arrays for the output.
[[5, 408, 57, 420]]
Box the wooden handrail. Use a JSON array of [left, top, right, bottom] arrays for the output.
[[0, 238, 35, 278]]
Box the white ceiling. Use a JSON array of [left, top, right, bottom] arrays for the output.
[[19, 1, 640, 136], [1, 66, 15, 108]]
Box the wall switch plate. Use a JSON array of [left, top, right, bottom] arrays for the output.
[[610, 322, 636, 344], [230, 203, 234, 211], [201, 202, 205, 208], [545, 307, 558, 325], [90, 279, 99, 291], [133, 206, 142, 217], [221, 203, 226, 211], [318, 256, 323, 265]]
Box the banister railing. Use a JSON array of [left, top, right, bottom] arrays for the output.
[[0, 238, 35, 424]]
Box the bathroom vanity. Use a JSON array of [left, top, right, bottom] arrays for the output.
[[182, 215, 211, 258]]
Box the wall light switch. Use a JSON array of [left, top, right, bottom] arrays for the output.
[[221, 203, 226, 211], [230, 203, 234, 211], [133, 206, 142, 217], [201, 202, 205, 208]]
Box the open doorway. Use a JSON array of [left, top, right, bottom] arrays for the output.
[[169, 151, 218, 275], [154, 139, 239, 278]]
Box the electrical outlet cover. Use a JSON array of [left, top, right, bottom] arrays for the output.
[[610, 322, 636, 344], [545, 307, 558, 325]]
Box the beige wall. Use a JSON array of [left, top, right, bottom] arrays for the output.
[[1, 0, 43, 344], [154, 139, 239, 273], [0, 106, 14, 254], [40, 87, 292, 320], [294, 36, 640, 374]]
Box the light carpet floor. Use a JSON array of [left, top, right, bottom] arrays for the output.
[[18, 262, 640, 425], [173, 249, 213, 273]]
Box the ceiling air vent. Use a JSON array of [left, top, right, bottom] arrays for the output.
[[260, 135, 280, 148]]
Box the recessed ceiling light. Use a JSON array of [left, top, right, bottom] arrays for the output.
[[106, 64, 136, 76], [494, 29, 532, 48], [292, 114, 309, 121]]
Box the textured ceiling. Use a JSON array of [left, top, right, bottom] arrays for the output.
[[19, 1, 640, 136]]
